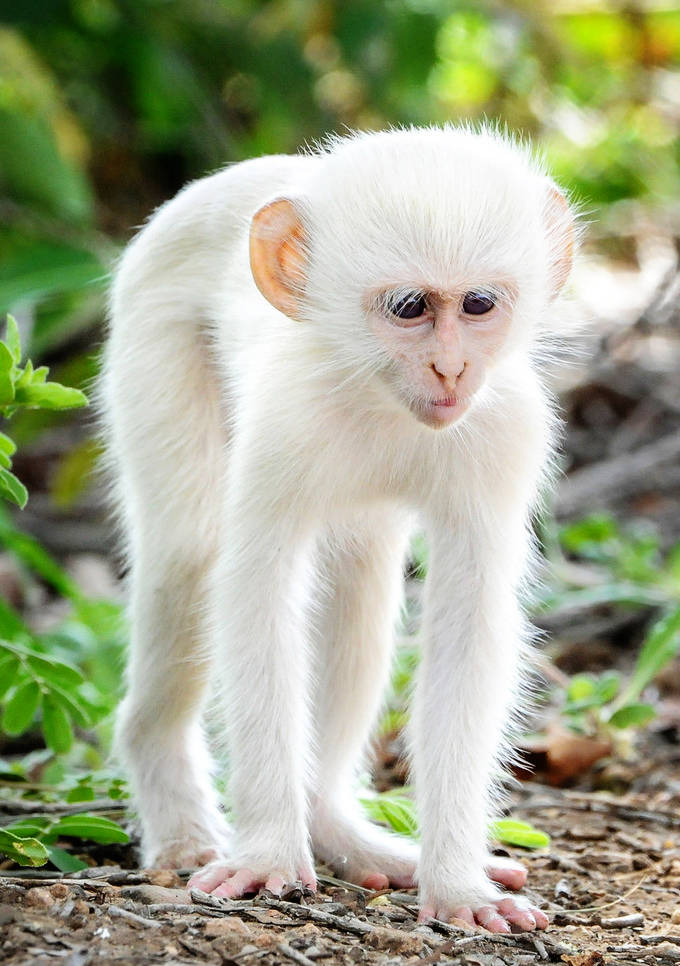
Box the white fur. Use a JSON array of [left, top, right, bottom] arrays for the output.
[[101, 126, 571, 918]]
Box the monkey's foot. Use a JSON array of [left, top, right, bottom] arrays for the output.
[[312, 810, 419, 890], [146, 839, 227, 871], [187, 860, 317, 898], [486, 855, 528, 891], [419, 894, 548, 933]]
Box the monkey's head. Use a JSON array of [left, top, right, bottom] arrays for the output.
[[250, 127, 575, 430]]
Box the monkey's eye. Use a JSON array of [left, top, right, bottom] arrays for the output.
[[462, 292, 495, 315], [388, 292, 428, 320]]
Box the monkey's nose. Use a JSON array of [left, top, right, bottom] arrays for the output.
[[430, 361, 465, 384]]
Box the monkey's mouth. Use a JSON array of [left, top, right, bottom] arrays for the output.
[[412, 393, 470, 428]]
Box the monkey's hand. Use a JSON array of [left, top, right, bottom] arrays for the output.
[[187, 858, 317, 899], [418, 884, 548, 933]]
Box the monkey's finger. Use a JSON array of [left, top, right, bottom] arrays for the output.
[[300, 868, 317, 891], [474, 906, 511, 933], [361, 872, 390, 890], [530, 907, 549, 930], [187, 862, 233, 893], [263, 873, 285, 896], [450, 906, 475, 926], [417, 905, 436, 924], [486, 857, 528, 891], [213, 868, 260, 898], [496, 899, 536, 931]]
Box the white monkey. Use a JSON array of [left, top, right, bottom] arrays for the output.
[[101, 126, 575, 933]]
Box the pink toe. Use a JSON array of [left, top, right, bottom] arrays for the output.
[[362, 872, 390, 891], [418, 905, 436, 923], [452, 906, 475, 926], [497, 898, 537, 931], [188, 864, 231, 893], [476, 906, 511, 933], [532, 908, 549, 929], [214, 868, 258, 898], [300, 868, 317, 891], [264, 874, 285, 896], [488, 863, 527, 890]]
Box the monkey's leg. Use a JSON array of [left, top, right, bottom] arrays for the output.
[[187, 477, 318, 898], [105, 303, 230, 869], [308, 511, 421, 889], [116, 552, 230, 869]]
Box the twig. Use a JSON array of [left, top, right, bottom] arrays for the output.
[[107, 904, 162, 928], [600, 913, 645, 929], [518, 784, 680, 828], [0, 799, 126, 819], [554, 873, 646, 915], [556, 429, 680, 516], [191, 888, 374, 936], [316, 872, 372, 894], [277, 943, 316, 966]]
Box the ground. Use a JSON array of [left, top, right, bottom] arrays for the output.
[[2, 757, 680, 966]]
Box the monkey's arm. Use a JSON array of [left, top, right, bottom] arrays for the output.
[[412, 386, 552, 930]]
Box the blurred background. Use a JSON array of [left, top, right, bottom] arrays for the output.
[[1, 0, 680, 841]]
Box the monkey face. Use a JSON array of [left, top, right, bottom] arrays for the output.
[[366, 284, 515, 429]]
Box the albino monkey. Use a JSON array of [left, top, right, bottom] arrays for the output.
[[102, 126, 575, 933]]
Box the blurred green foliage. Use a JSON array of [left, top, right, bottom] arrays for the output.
[[1, 0, 679, 360]]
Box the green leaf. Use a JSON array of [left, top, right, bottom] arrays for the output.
[[0, 342, 16, 408], [15, 359, 33, 389], [624, 605, 680, 703], [608, 703, 656, 729], [0, 341, 14, 375], [4, 316, 21, 364], [46, 846, 88, 873], [489, 819, 550, 850], [13, 381, 88, 410], [41, 694, 74, 753], [51, 814, 129, 845], [0, 828, 49, 867], [2, 680, 40, 734], [0, 468, 28, 508], [567, 675, 596, 702], [5, 818, 51, 837], [0, 652, 20, 699], [361, 791, 419, 838], [0, 433, 16, 457], [26, 653, 84, 689], [66, 785, 95, 803], [48, 684, 93, 728]]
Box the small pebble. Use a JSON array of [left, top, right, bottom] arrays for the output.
[[25, 887, 55, 909], [120, 885, 189, 905], [204, 918, 251, 938], [49, 883, 70, 899]]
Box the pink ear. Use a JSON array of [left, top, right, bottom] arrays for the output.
[[545, 185, 575, 297], [249, 199, 307, 320]]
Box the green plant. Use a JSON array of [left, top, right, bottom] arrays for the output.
[[0, 813, 129, 871], [561, 605, 680, 741], [0, 315, 131, 870], [0, 315, 86, 507], [360, 788, 550, 850]]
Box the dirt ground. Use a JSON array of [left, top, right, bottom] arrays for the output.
[[2, 751, 680, 966]]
